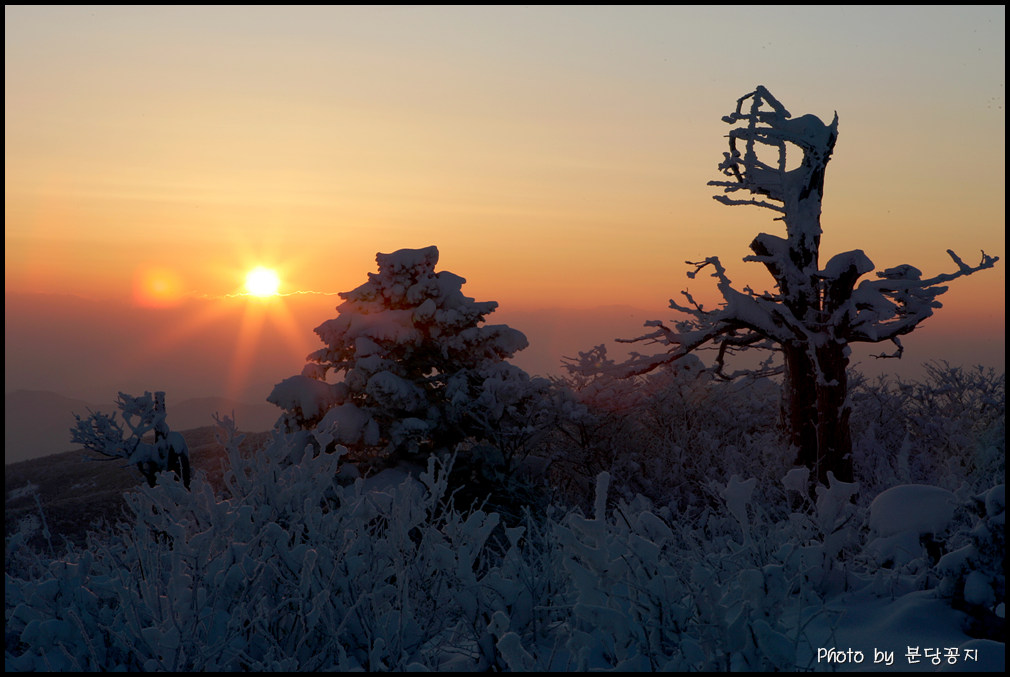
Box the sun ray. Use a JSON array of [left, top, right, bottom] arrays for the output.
[[226, 298, 269, 401], [113, 256, 316, 404]]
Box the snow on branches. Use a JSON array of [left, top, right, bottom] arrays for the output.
[[611, 86, 999, 487], [270, 246, 549, 470], [70, 391, 190, 488], [617, 247, 998, 378]]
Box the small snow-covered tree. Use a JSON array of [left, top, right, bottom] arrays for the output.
[[608, 86, 998, 488], [70, 391, 190, 488], [269, 246, 539, 470]]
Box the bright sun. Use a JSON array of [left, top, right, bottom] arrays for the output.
[[244, 267, 281, 297]]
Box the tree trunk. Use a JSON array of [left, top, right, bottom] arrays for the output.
[[782, 342, 818, 469], [783, 339, 853, 487], [814, 341, 853, 485]]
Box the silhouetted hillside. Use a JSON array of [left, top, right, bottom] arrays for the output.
[[4, 426, 271, 548]]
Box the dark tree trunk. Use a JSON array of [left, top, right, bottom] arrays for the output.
[[782, 327, 854, 487], [782, 342, 818, 470], [814, 341, 853, 485]]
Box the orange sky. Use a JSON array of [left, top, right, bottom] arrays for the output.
[[5, 6, 1005, 401]]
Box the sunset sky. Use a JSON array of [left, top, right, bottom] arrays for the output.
[[5, 6, 1005, 404]]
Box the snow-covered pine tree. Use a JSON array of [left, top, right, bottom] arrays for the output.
[[269, 246, 542, 470], [607, 86, 998, 488]]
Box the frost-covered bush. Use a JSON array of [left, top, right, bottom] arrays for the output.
[[4, 484, 57, 582], [861, 483, 958, 597], [69, 391, 190, 489], [5, 418, 577, 670], [6, 424, 1002, 671], [268, 247, 549, 481], [554, 346, 786, 511], [938, 483, 1005, 641], [848, 363, 1005, 495], [493, 470, 866, 671], [8, 356, 1004, 670], [6, 419, 539, 670]]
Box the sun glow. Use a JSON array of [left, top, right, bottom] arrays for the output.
[[245, 267, 281, 297], [133, 266, 184, 307]]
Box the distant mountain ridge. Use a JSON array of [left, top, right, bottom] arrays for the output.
[[4, 390, 279, 464], [162, 395, 279, 433]]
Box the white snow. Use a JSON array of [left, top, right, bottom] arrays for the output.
[[868, 484, 957, 538]]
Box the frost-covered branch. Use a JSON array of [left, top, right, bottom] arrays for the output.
[[845, 250, 999, 345], [70, 409, 130, 459], [70, 391, 190, 488], [614, 253, 807, 379]]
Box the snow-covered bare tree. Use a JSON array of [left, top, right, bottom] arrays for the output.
[[70, 391, 191, 488], [269, 246, 543, 471], [609, 86, 998, 487]]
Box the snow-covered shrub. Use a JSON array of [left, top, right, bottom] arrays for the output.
[[497, 470, 865, 671], [445, 361, 587, 520], [9, 360, 1003, 670], [8, 440, 1001, 671], [555, 346, 786, 511], [938, 483, 1005, 641], [861, 483, 958, 598], [7, 418, 530, 670], [70, 391, 190, 489], [848, 363, 1005, 495], [4, 484, 57, 582]]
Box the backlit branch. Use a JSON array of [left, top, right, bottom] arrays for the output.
[[847, 249, 999, 345]]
